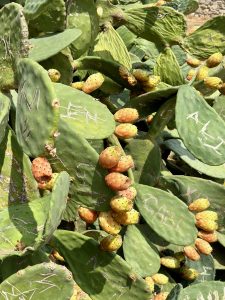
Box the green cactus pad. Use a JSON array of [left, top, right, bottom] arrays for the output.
[[184, 16, 225, 59], [52, 230, 151, 300], [123, 225, 160, 276], [24, 0, 54, 19], [164, 139, 225, 179], [0, 127, 39, 209], [164, 0, 199, 15], [154, 47, 185, 86], [135, 183, 198, 245], [29, 28, 81, 62], [0, 93, 10, 144], [116, 25, 136, 49], [167, 284, 183, 300], [68, 0, 99, 59], [176, 85, 225, 166], [179, 281, 225, 299], [213, 95, 225, 121], [54, 83, 115, 139], [0, 3, 29, 91], [0, 262, 74, 299], [16, 58, 59, 157]]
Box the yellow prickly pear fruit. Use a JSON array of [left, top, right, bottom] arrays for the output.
[[195, 238, 213, 255], [196, 218, 218, 232], [82, 73, 104, 94], [145, 276, 154, 292], [173, 252, 185, 263], [204, 77, 223, 89], [186, 69, 196, 81], [114, 108, 139, 123], [198, 230, 218, 243], [110, 155, 134, 173], [188, 198, 210, 211], [52, 250, 65, 262], [119, 66, 137, 86], [110, 196, 133, 213], [180, 266, 199, 281], [38, 173, 58, 190], [156, 0, 166, 6], [206, 52, 223, 68], [196, 66, 209, 80], [105, 172, 132, 191], [98, 211, 122, 234], [112, 208, 140, 225], [146, 114, 154, 124], [219, 83, 225, 95], [186, 57, 201, 67], [48, 69, 61, 82], [160, 256, 180, 269], [195, 210, 218, 221], [152, 273, 169, 285], [71, 81, 85, 90], [153, 292, 169, 300], [78, 207, 98, 224], [100, 234, 123, 252], [118, 186, 137, 200], [99, 146, 122, 169], [114, 123, 138, 139], [183, 246, 200, 261], [143, 75, 161, 91], [132, 69, 150, 82]]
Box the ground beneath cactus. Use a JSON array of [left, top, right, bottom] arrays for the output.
[[186, 16, 210, 34]]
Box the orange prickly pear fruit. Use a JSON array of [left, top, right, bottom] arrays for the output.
[[186, 69, 196, 81], [31, 157, 52, 183], [82, 73, 104, 94], [98, 211, 121, 234], [71, 81, 85, 90], [180, 266, 199, 281], [160, 256, 180, 269], [38, 173, 58, 190], [206, 52, 223, 68], [48, 69, 61, 82], [114, 123, 138, 139], [112, 208, 140, 225], [78, 207, 98, 224], [110, 155, 134, 173], [204, 77, 223, 89], [118, 186, 137, 200], [197, 230, 218, 243], [100, 234, 122, 252], [99, 146, 122, 169], [146, 114, 154, 124], [153, 292, 169, 300], [114, 108, 139, 123], [188, 198, 210, 211], [152, 273, 169, 285], [195, 238, 213, 255], [110, 196, 133, 213], [105, 172, 132, 191], [183, 246, 200, 261], [186, 57, 201, 67], [196, 66, 209, 80], [144, 276, 154, 292], [196, 218, 218, 232], [195, 210, 218, 221]]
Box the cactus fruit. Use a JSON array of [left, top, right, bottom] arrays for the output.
[[82, 73, 104, 94], [99, 146, 122, 169], [117, 186, 137, 200], [114, 124, 138, 139], [31, 157, 53, 183], [114, 108, 139, 123], [48, 69, 61, 82], [152, 273, 169, 285], [183, 246, 200, 261], [143, 75, 161, 91], [112, 209, 140, 225], [197, 230, 218, 243], [196, 66, 209, 80], [119, 66, 137, 86], [186, 69, 196, 81], [110, 196, 133, 212], [153, 292, 169, 300], [105, 172, 132, 191], [110, 155, 134, 173], [132, 69, 150, 83], [144, 276, 154, 292], [195, 210, 218, 221], [146, 115, 154, 124], [180, 266, 199, 281], [160, 256, 180, 269], [98, 211, 122, 234], [204, 77, 223, 89], [206, 52, 223, 68], [70, 81, 85, 90], [186, 57, 201, 67], [38, 173, 59, 190], [188, 198, 210, 211], [196, 218, 218, 232], [195, 238, 213, 255], [100, 234, 123, 252], [78, 207, 98, 224], [219, 83, 225, 95], [52, 250, 65, 262]]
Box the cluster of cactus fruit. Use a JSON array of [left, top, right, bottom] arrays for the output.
[[0, 0, 225, 299]]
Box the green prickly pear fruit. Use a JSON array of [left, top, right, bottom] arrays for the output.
[[152, 273, 169, 285], [117, 186, 137, 200], [114, 123, 138, 139], [78, 207, 98, 224], [186, 69, 196, 81], [82, 73, 104, 94], [186, 57, 201, 67], [204, 77, 223, 89], [114, 108, 139, 123], [112, 208, 140, 225], [98, 211, 122, 234], [195, 210, 218, 221], [206, 52, 223, 68], [31, 157, 52, 183], [100, 234, 123, 252], [132, 69, 150, 83], [38, 173, 59, 190], [195, 238, 213, 255], [173, 252, 185, 263], [99, 146, 122, 169], [196, 218, 218, 232], [153, 292, 169, 300], [105, 172, 132, 191], [48, 69, 61, 82], [188, 198, 210, 211], [110, 196, 133, 213], [180, 266, 199, 281], [219, 83, 225, 95], [110, 155, 134, 173], [144, 276, 154, 292], [197, 230, 218, 243], [160, 256, 180, 269], [183, 246, 200, 261], [196, 66, 209, 80], [71, 81, 85, 90]]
